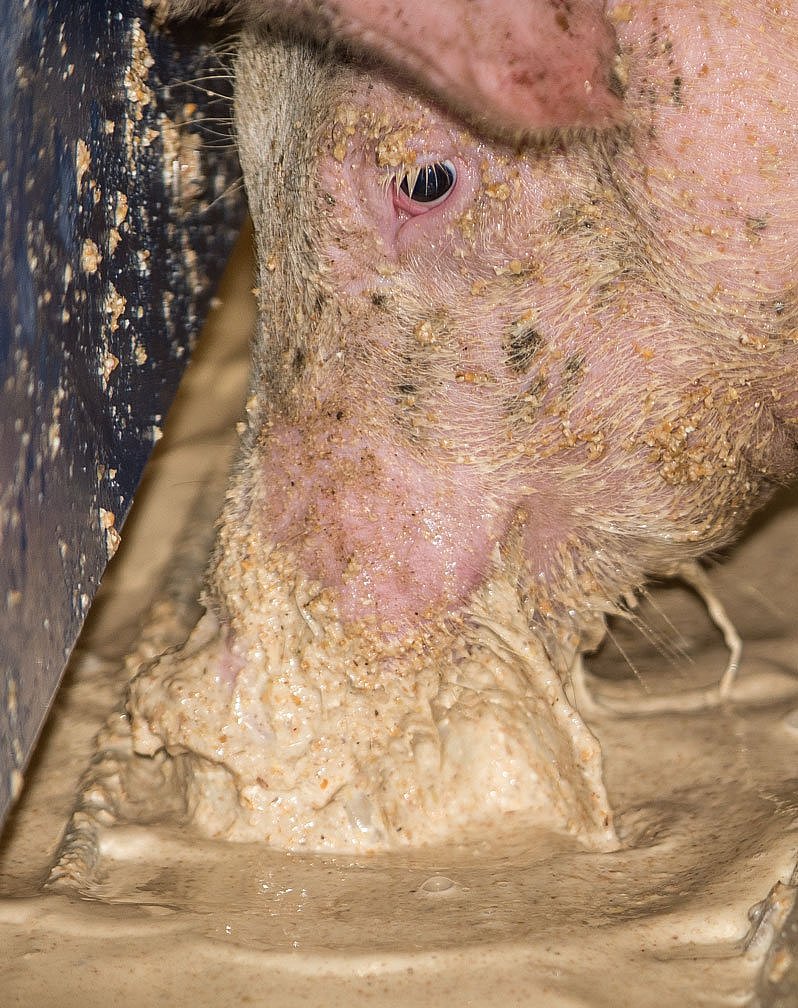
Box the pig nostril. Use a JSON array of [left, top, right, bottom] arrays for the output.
[[397, 160, 457, 207]]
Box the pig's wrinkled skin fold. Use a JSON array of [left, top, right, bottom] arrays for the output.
[[163, 0, 624, 136], [129, 2, 797, 851]]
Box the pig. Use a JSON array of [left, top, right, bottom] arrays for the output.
[[228, 0, 797, 669], [125, 1, 797, 853]]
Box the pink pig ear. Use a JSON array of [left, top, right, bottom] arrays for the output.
[[169, 0, 624, 137], [325, 0, 624, 136]]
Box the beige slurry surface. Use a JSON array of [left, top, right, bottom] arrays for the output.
[[2, 234, 798, 1006]]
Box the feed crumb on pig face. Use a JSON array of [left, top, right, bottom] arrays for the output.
[[126, 3, 797, 853]]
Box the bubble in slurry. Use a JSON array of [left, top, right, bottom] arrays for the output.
[[419, 874, 455, 894]]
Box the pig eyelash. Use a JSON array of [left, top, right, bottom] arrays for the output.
[[383, 160, 457, 207]]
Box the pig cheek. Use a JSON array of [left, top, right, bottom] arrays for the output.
[[317, 156, 394, 296], [253, 151, 512, 626], [614, 2, 797, 296]]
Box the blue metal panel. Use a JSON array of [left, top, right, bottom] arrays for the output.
[[0, 0, 245, 829]]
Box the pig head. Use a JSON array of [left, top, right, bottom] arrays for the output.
[[227, 3, 797, 660], [127, 3, 796, 851]]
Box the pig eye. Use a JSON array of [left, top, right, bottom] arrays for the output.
[[398, 160, 457, 206]]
